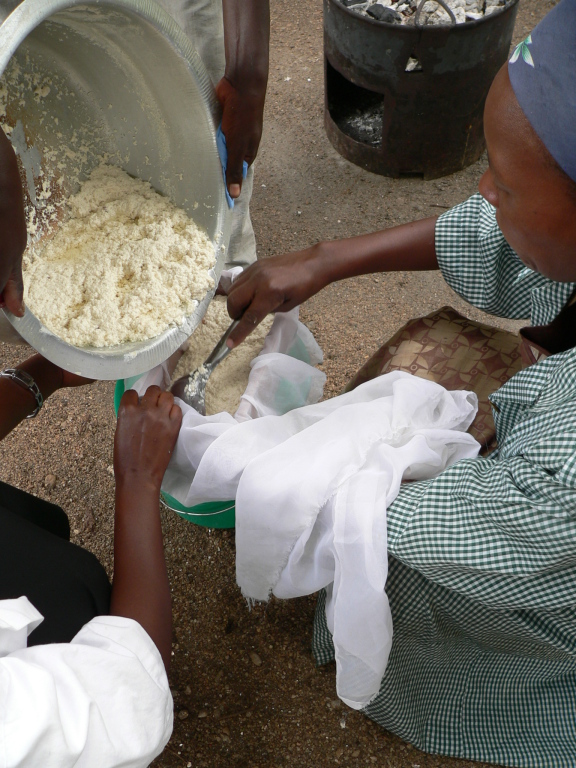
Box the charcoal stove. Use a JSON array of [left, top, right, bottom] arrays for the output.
[[324, 0, 520, 179]]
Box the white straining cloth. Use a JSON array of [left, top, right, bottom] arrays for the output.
[[129, 296, 480, 710], [131, 366, 479, 709], [232, 373, 480, 709]]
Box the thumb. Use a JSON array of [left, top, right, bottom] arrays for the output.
[[225, 137, 245, 200]]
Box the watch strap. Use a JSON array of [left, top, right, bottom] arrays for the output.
[[0, 368, 44, 418]]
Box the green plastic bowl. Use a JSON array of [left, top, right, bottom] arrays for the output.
[[114, 380, 235, 528]]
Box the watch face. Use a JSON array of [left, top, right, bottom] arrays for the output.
[[16, 370, 34, 387]]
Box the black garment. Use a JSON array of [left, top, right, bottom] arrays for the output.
[[0, 480, 111, 645]]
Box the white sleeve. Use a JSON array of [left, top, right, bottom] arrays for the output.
[[0, 615, 173, 768]]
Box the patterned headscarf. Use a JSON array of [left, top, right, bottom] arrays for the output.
[[508, 0, 576, 183]]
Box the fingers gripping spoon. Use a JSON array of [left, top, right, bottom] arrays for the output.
[[181, 319, 240, 415]]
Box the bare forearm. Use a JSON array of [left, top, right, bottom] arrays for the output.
[[111, 482, 172, 671], [226, 216, 440, 347], [312, 216, 439, 290], [222, 0, 270, 90], [0, 355, 62, 440]]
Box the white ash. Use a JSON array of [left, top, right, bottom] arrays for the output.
[[405, 56, 423, 72], [340, 0, 509, 25], [336, 102, 383, 147]]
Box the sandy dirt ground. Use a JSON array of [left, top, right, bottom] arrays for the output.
[[0, 1, 559, 766]]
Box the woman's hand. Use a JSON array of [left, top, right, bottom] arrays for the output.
[[114, 386, 182, 492], [226, 244, 329, 348], [226, 218, 442, 349]]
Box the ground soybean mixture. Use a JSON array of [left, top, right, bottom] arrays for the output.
[[24, 164, 215, 348], [172, 297, 274, 415]]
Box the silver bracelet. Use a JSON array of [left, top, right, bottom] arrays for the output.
[[0, 368, 44, 418]]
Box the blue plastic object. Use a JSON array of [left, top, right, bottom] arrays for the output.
[[216, 124, 248, 209]]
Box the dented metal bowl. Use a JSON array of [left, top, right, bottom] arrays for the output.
[[0, 0, 231, 379]]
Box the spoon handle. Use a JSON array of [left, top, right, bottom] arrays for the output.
[[203, 318, 241, 368]]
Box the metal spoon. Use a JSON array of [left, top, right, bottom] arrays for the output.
[[176, 318, 240, 415]]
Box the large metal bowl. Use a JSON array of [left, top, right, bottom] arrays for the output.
[[0, 0, 231, 379]]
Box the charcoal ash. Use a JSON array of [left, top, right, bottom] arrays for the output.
[[367, 5, 403, 21], [337, 0, 510, 25], [335, 101, 384, 147]]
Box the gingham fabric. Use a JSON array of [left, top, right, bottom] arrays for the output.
[[435, 194, 576, 326], [312, 196, 576, 767]]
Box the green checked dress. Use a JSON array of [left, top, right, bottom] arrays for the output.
[[313, 194, 576, 768]]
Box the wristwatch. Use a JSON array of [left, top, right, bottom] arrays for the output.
[[0, 368, 44, 418]]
